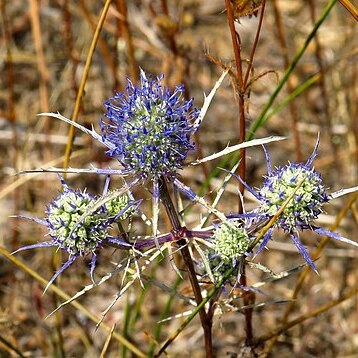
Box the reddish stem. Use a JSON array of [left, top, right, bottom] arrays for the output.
[[158, 176, 213, 357], [224, 0, 245, 212]]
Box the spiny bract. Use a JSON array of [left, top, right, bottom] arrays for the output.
[[14, 177, 135, 290], [100, 69, 199, 178], [258, 162, 328, 232]]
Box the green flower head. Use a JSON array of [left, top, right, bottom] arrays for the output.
[[213, 221, 250, 263]]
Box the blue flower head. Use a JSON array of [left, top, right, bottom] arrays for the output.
[[14, 176, 135, 290], [100, 69, 199, 179], [46, 187, 102, 255], [234, 137, 358, 271], [258, 160, 328, 232]]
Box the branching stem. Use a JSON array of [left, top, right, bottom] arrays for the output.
[[158, 176, 213, 357]]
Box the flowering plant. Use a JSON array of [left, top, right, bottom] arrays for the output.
[[101, 69, 199, 178], [14, 69, 357, 357]]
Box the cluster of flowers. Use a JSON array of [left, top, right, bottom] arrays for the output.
[[15, 70, 357, 288], [14, 176, 136, 289]]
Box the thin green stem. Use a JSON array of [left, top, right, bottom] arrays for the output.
[[199, 0, 338, 194], [247, 0, 338, 140]]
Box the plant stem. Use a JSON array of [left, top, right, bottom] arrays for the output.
[[224, 0, 246, 213], [158, 176, 213, 357], [247, 0, 338, 140], [117, 0, 138, 83], [133, 229, 213, 250], [225, 0, 268, 345], [156, 264, 238, 356]]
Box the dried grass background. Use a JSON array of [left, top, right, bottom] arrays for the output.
[[0, 0, 357, 357]]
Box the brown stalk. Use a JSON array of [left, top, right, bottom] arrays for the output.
[[224, 0, 246, 212], [0, 0, 15, 125], [0, 0, 20, 270], [158, 177, 213, 357], [307, 0, 339, 165], [225, 0, 267, 345], [61, 0, 80, 101], [63, 0, 112, 170], [242, 0, 267, 89], [29, 3, 56, 316], [79, 0, 116, 76], [29, 0, 51, 160], [160, 0, 178, 54], [112, 1, 121, 90], [272, 0, 302, 161], [117, 0, 138, 83], [0, 0, 17, 169], [351, 29, 358, 166], [338, 0, 358, 20]]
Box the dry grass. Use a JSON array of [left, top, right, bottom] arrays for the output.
[[0, 1, 357, 357]]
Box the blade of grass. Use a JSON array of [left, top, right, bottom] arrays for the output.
[[0, 246, 147, 358], [29, 0, 51, 159], [338, 0, 358, 20], [265, 73, 321, 122], [149, 275, 182, 356], [100, 323, 116, 358], [199, 0, 338, 195], [257, 286, 358, 344], [0, 334, 26, 358], [247, 0, 338, 140], [63, 0, 112, 170]]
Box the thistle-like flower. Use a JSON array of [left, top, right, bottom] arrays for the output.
[[202, 220, 251, 284], [13, 176, 136, 290], [100, 69, 199, 179], [236, 137, 358, 271], [31, 69, 201, 238], [258, 156, 328, 233], [213, 221, 250, 263]]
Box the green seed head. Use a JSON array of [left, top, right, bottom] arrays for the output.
[[213, 221, 250, 262]]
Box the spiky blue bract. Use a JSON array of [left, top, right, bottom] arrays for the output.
[[14, 178, 135, 289], [258, 162, 329, 232], [100, 69, 199, 178], [251, 138, 358, 271], [46, 187, 132, 255]]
